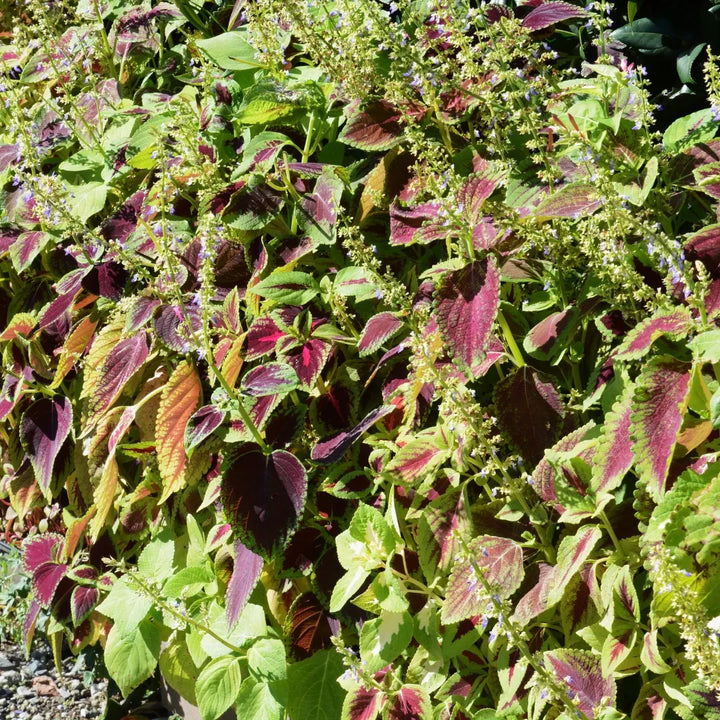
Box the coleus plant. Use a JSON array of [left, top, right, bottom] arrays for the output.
[[2, 0, 720, 719]]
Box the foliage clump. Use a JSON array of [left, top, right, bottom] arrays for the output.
[[2, 0, 720, 718]]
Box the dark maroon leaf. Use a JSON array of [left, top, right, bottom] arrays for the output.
[[435, 258, 500, 371], [185, 405, 225, 453], [458, 174, 498, 220], [225, 184, 284, 230], [90, 332, 149, 419], [100, 190, 147, 243], [283, 338, 331, 389], [38, 289, 79, 331], [81, 261, 128, 301], [226, 540, 264, 629], [246, 308, 299, 360], [311, 406, 394, 464], [287, 592, 336, 661], [310, 381, 357, 435], [221, 443, 307, 557], [20, 397, 73, 495], [358, 313, 404, 357], [525, 306, 578, 359], [71, 584, 99, 626], [495, 367, 564, 465], [32, 559, 69, 608], [0, 227, 21, 255], [684, 224, 720, 275], [154, 304, 201, 352], [389, 201, 444, 245], [264, 402, 307, 449], [36, 109, 71, 149], [522, 1, 588, 31], [338, 99, 405, 151]]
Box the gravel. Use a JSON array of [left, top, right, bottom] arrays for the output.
[[0, 642, 108, 720]]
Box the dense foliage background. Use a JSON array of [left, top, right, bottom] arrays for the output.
[[2, 0, 720, 718]]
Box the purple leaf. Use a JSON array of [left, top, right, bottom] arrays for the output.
[[71, 583, 99, 626], [685, 223, 720, 275], [11, 231, 47, 272], [154, 304, 201, 352], [89, 333, 148, 420], [511, 563, 555, 626], [126, 297, 161, 332], [544, 649, 616, 718], [344, 685, 384, 720], [185, 405, 225, 453], [435, 257, 500, 372], [224, 184, 284, 230], [358, 313, 404, 357], [38, 289, 79, 331], [311, 406, 394, 464], [310, 381, 357, 435], [338, 99, 405, 151], [419, 490, 469, 573], [32, 561, 68, 607], [20, 398, 72, 495], [241, 362, 300, 397], [522, 1, 589, 31], [298, 172, 342, 246], [495, 367, 564, 465], [264, 401, 307, 450], [221, 444, 307, 557], [226, 540, 264, 629], [23, 599, 41, 655], [81, 261, 128, 301], [0, 143, 19, 171], [389, 201, 445, 245], [631, 359, 692, 501], [458, 174, 498, 220]]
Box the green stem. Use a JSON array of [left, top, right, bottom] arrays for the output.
[[597, 509, 626, 562], [497, 311, 525, 367], [127, 571, 246, 655]]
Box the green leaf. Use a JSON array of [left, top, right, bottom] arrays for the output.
[[104, 620, 161, 697], [96, 576, 152, 635], [137, 532, 176, 582], [329, 567, 370, 613], [359, 610, 413, 674], [250, 271, 319, 305], [159, 633, 200, 705], [663, 108, 718, 153], [286, 649, 345, 720], [677, 43, 707, 86], [693, 329, 720, 364], [235, 677, 285, 720], [248, 638, 287, 683], [65, 182, 107, 223], [162, 565, 215, 598], [196, 655, 243, 720], [336, 503, 398, 572], [196, 30, 264, 72], [201, 601, 267, 658]]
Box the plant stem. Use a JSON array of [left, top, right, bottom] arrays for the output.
[[497, 311, 525, 367]]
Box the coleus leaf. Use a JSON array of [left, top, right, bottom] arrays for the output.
[[543, 649, 616, 718], [384, 427, 450, 484], [389, 201, 444, 246], [523, 306, 579, 360], [10, 231, 49, 273], [245, 308, 299, 361], [100, 190, 147, 243], [241, 362, 300, 397], [185, 404, 225, 454], [614, 308, 694, 361], [81, 261, 128, 301], [342, 684, 385, 720], [533, 182, 600, 219], [23, 533, 67, 608], [20, 397, 72, 497], [560, 565, 601, 638], [416, 489, 470, 577], [226, 540, 264, 630], [685, 223, 720, 274], [225, 184, 284, 231], [522, 1, 588, 31], [358, 313, 404, 357], [387, 684, 431, 720], [250, 271, 319, 306], [441, 536, 524, 624], [70, 567, 100, 626], [495, 367, 564, 465], [156, 361, 202, 502], [154, 304, 201, 352], [283, 338, 332, 390], [89, 332, 148, 422], [338, 99, 405, 151], [298, 170, 343, 247], [631, 358, 692, 501], [311, 405, 394, 464], [221, 443, 307, 558], [592, 383, 634, 493], [287, 592, 336, 661], [435, 257, 500, 372]]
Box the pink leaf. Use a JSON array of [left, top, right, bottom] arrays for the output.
[[533, 183, 600, 218], [185, 405, 225, 453], [389, 202, 445, 245], [435, 257, 500, 371], [358, 313, 404, 357], [592, 385, 634, 493], [284, 338, 331, 389], [241, 362, 299, 397], [615, 309, 693, 361], [345, 685, 385, 720], [631, 359, 692, 500], [387, 685, 431, 720], [523, 1, 589, 31], [22, 533, 64, 573], [226, 540, 264, 629]]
